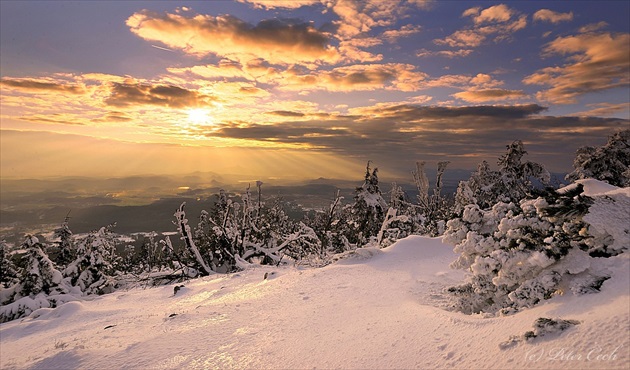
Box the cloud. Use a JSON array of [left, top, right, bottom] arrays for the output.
[[382, 24, 422, 42], [416, 48, 473, 58], [266, 110, 306, 117], [105, 82, 214, 108], [523, 32, 630, 104], [572, 102, 630, 117], [270, 63, 428, 92], [424, 73, 503, 89], [435, 4, 526, 48], [469, 4, 513, 24], [533, 9, 573, 24], [126, 11, 340, 65], [193, 103, 625, 173], [579, 21, 608, 33], [236, 0, 320, 9], [0, 78, 84, 94], [452, 89, 527, 102]]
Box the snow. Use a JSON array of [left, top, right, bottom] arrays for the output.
[[1, 234, 628, 369]]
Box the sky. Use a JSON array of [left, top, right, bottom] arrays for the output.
[[1, 0, 628, 181]]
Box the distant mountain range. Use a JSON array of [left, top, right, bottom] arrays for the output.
[[0, 170, 567, 244]]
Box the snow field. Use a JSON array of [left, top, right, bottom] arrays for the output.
[[1, 235, 628, 369]]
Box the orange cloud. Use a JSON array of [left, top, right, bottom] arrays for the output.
[[470, 4, 513, 24], [236, 0, 320, 9], [523, 32, 630, 104], [572, 102, 630, 117], [272, 63, 428, 92], [126, 10, 340, 65], [435, 4, 526, 48], [105, 82, 214, 108], [424, 73, 503, 89], [0, 78, 84, 94], [533, 9, 573, 24], [452, 89, 527, 102], [382, 24, 422, 42]]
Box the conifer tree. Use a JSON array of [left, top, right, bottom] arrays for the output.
[[347, 161, 388, 246], [64, 225, 118, 295], [566, 129, 630, 187], [17, 235, 69, 298], [52, 215, 76, 268], [0, 240, 19, 288]]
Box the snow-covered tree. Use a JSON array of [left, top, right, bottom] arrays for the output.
[[64, 225, 118, 295], [0, 235, 77, 323], [412, 161, 454, 236], [0, 240, 19, 288], [566, 129, 630, 187], [52, 215, 76, 268], [346, 161, 388, 246], [454, 141, 549, 212], [18, 235, 69, 298], [307, 190, 353, 254]]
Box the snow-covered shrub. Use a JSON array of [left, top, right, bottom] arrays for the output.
[[176, 183, 324, 274], [566, 129, 630, 187], [444, 183, 615, 314], [411, 161, 454, 236], [500, 317, 580, 348]]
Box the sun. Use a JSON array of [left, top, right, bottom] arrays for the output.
[[187, 108, 211, 125]]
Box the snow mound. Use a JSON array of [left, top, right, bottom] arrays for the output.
[[1, 235, 628, 369]]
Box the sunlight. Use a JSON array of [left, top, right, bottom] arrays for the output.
[[187, 108, 212, 125]]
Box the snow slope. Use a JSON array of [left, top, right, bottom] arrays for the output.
[[1, 234, 628, 369]]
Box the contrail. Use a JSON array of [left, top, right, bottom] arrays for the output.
[[151, 44, 175, 52]]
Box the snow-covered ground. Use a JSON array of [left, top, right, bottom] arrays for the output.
[[1, 233, 628, 369]]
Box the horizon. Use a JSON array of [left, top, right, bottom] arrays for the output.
[[1, 1, 629, 180]]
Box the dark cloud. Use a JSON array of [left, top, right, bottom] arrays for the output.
[[0, 79, 84, 94], [266, 110, 305, 117], [199, 104, 625, 174], [104, 82, 213, 108]]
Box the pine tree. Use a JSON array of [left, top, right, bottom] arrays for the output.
[[52, 215, 76, 268], [0, 240, 19, 288], [566, 129, 630, 187], [347, 161, 388, 246], [64, 225, 118, 295], [454, 141, 549, 212], [17, 235, 68, 298]]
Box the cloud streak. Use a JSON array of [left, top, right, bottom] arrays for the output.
[[524, 32, 630, 104]]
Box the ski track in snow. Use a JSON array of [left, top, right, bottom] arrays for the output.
[[1, 236, 629, 369]]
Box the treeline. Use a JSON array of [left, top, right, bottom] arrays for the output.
[[1, 130, 628, 322]]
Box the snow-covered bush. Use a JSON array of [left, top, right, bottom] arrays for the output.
[[176, 183, 323, 274], [566, 129, 630, 187], [444, 183, 621, 315]]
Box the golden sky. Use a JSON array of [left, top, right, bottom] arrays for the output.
[[1, 1, 628, 180]]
